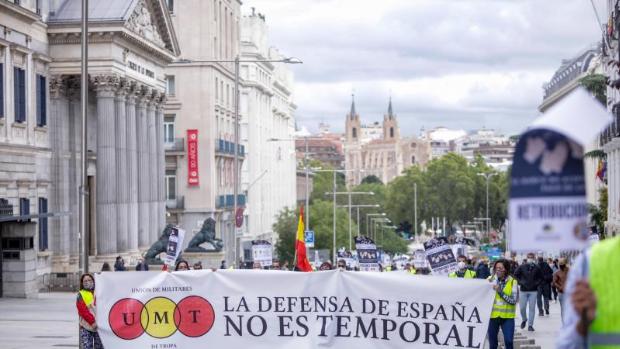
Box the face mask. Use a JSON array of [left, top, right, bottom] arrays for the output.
[[496, 270, 505, 278], [528, 258, 535, 264], [83, 280, 94, 290], [458, 262, 466, 270]]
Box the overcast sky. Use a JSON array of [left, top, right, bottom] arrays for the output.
[[243, 0, 607, 137]]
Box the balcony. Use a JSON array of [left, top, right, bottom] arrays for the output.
[[166, 196, 184, 210], [216, 194, 246, 209], [215, 139, 245, 157], [165, 138, 185, 155]]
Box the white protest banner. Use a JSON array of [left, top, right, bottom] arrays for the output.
[[251, 240, 273, 267], [163, 227, 185, 267], [509, 88, 611, 252], [95, 270, 495, 349], [423, 237, 458, 275]]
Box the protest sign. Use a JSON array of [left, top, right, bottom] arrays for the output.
[[412, 250, 427, 269], [163, 227, 185, 267], [423, 237, 457, 275], [355, 236, 379, 272], [509, 88, 611, 252], [95, 270, 495, 349], [251, 240, 273, 267]]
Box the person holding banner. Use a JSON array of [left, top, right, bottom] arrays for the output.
[[557, 236, 620, 349], [76, 273, 104, 349], [175, 260, 190, 271], [488, 259, 518, 349]]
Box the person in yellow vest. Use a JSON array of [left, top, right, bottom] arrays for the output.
[[449, 261, 477, 278], [405, 263, 417, 275], [76, 273, 103, 349], [557, 235, 620, 348], [487, 259, 518, 349]]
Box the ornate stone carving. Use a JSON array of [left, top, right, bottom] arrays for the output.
[[126, 0, 166, 49], [92, 74, 121, 97], [49, 75, 67, 99], [126, 80, 139, 104], [115, 78, 131, 100]]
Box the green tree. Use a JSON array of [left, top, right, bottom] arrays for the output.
[[273, 207, 299, 265], [308, 199, 358, 259], [579, 73, 607, 105], [376, 227, 409, 254], [361, 175, 383, 185]]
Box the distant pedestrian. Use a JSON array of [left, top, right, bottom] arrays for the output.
[[552, 258, 569, 323], [193, 261, 203, 270], [135, 257, 149, 271], [100, 262, 111, 272], [513, 252, 543, 331], [220, 260, 226, 269], [487, 259, 518, 349], [114, 256, 126, 271], [549, 258, 559, 302], [476, 258, 491, 280], [77, 273, 103, 349], [175, 260, 190, 271], [537, 256, 553, 316], [450, 261, 476, 278]]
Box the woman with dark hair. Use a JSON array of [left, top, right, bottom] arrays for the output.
[[100, 262, 111, 272], [175, 260, 190, 271], [76, 273, 103, 349], [487, 259, 518, 349]]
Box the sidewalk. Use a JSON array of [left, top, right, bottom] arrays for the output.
[[0, 292, 78, 349], [516, 297, 563, 349]]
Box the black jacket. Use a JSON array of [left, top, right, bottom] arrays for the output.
[[475, 263, 491, 280], [514, 262, 543, 292], [538, 262, 554, 284]]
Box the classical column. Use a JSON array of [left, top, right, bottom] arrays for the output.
[[126, 82, 139, 253], [147, 95, 158, 243], [66, 77, 81, 265], [115, 79, 129, 253], [93, 75, 119, 256], [49, 76, 71, 259], [137, 87, 151, 249], [156, 93, 166, 233]]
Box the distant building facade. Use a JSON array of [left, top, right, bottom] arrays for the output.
[[239, 10, 297, 244], [344, 97, 430, 186]]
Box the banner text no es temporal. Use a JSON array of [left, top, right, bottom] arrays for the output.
[[223, 295, 484, 348]]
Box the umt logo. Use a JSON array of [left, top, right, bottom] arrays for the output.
[[109, 296, 215, 339]]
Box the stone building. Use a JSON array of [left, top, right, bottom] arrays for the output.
[[0, 0, 179, 297], [164, 0, 242, 264], [344, 97, 430, 186], [239, 10, 297, 245]]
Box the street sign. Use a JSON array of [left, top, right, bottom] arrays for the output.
[[235, 207, 244, 228], [305, 230, 315, 248]]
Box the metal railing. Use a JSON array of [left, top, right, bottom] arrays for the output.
[[164, 137, 185, 152], [215, 139, 245, 157], [165, 196, 184, 210]]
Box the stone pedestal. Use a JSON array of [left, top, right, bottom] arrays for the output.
[[1, 222, 38, 298], [182, 252, 226, 270]]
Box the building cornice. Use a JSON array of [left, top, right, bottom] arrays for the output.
[[0, 0, 41, 24]]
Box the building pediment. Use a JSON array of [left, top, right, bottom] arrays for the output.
[[49, 0, 180, 59]]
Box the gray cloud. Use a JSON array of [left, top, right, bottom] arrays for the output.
[[244, 0, 606, 135]]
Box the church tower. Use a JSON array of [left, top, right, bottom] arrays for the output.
[[383, 97, 399, 140], [345, 94, 361, 143]]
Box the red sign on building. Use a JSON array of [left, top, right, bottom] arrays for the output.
[[187, 129, 199, 186]]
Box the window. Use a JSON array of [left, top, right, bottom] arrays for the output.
[[14, 67, 26, 123], [164, 117, 175, 144], [36, 74, 46, 127], [390, 127, 394, 138], [411, 156, 416, 164], [215, 77, 219, 101], [352, 127, 357, 139], [166, 0, 174, 13], [165, 170, 176, 200], [166, 75, 175, 96], [38, 198, 48, 251], [0, 63, 3, 118], [19, 197, 30, 222]]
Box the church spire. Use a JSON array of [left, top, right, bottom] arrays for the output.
[[350, 94, 356, 119], [387, 96, 395, 119]]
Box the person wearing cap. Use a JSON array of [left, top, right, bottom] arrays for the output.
[[557, 235, 620, 348], [552, 258, 569, 323]]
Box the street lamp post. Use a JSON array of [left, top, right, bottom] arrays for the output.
[[371, 217, 390, 241], [477, 173, 496, 240], [337, 204, 380, 238], [366, 213, 386, 237], [326, 191, 374, 251], [177, 56, 302, 266]]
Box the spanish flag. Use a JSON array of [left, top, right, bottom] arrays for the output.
[[295, 206, 313, 272]]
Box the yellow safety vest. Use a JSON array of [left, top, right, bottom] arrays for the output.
[[490, 277, 516, 319], [408, 268, 417, 275], [590, 236, 620, 349], [79, 290, 94, 307], [449, 270, 476, 278]]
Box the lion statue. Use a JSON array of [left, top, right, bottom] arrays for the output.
[[144, 224, 180, 264], [185, 218, 224, 252]]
